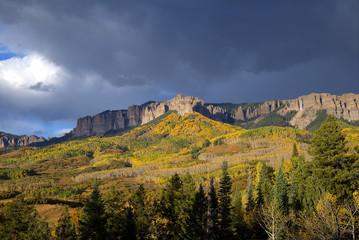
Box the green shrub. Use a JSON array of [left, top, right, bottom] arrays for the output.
[[0, 168, 36, 180]]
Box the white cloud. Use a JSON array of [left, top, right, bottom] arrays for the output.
[[0, 53, 64, 90], [52, 128, 72, 137]]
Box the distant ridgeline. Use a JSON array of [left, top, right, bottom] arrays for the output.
[[1, 93, 358, 149], [0, 132, 46, 149], [71, 93, 359, 137]]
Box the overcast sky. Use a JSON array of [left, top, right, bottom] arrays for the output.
[[0, 0, 358, 137]]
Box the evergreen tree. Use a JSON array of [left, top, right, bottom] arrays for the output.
[[273, 161, 289, 214], [205, 177, 219, 240], [78, 183, 108, 240], [160, 173, 183, 239], [122, 206, 137, 240], [169, 173, 183, 191], [254, 162, 265, 208], [245, 175, 255, 212], [131, 184, 151, 240], [309, 115, 347, 166], [291, 142, 299, 158], [182, 184, 207, 240], [288, 155, 305, 211], [103, 187, 127, 239], [56, 207, 77, 240], [180, 173, 197, 223], [232, 185, 245, 239], [218, 160, 233, 239], [308, 115, 354, 198], [0, 195, 50, 239], [246, 173, 268, 239]]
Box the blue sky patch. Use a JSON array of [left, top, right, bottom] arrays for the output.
[[0, 44, 20, 61]]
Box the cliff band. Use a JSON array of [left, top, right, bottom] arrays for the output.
[[72, 93, 359, 137]]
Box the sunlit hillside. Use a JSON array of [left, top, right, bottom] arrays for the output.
[[0, 112, 308, 193]]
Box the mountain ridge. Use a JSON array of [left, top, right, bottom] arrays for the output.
[[0, 132, 46, 149], [72, 93, 359, 137]]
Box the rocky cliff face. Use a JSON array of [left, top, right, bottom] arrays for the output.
[[72, 110, 128, 137], [72, 93, 359, 137], [232, 93, 359, 128], [278, 93, 359, 128], [233, 100, 281, 121], [72, 94, 230, 137], [0, 132, 46, 148]]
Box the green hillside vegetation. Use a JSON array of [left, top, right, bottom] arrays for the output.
[[305, 109, 328, 132], [0, 112, 358, 239], [240, 110, 297, 129]]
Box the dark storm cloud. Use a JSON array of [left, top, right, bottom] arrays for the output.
[[0, 0, 357, 136], [1, 0, 357, 84]]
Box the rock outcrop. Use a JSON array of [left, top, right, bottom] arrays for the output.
[[72, 94, 231, 137], [278, 93, 359, 128], [0, 132, 46, 148], [233, 100, 281, 121], [72, 93, 359, 137]]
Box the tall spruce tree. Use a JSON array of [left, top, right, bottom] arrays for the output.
[[103, 187, 127, 239], [288, 147, 305, 211], [205, 177, 219, 240], [130, 184, 150, 240], [245, 175, 255, 212], [291, 142, 299, 158], [55, 207, 77, 240], [180, 173, 197, 224], [218, 160, 233, 239], [78, 183, 108, 240], [273, 161, 289, 214], [160, 173, 183, 239], [255, 162, 275, 208], [255, 162, 265, 208], [232, 185, 245, 239], [309, 115, 347, 166], [122, 206, 137, 240], [182, 184, 207, 240], [308, 115, 354, 198]]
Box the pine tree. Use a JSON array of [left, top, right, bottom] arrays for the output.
[[255, 162, 275, 208], [121, 206, 137, 240], [180, 173, 197, 222], [131, 184, 150, 240], [291, 142, 299, 158], [55, 207, 77, 240], [205, 177, 219, 240], [160, 173, 183, 239], [232, 185, 245, 239], [0, 195, 50, 239], [288, 153, 305, 211], [309, 115, 347, 166], [103, 187, 126, 239], [182, 184, 207, 240], [254, 162, 265, 208], [308, 115, 354, 198], [245, 175, 255, 212], [78, 183, 108, 240], [273, 161, 289, 214], [218, 160, 233, 239]]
